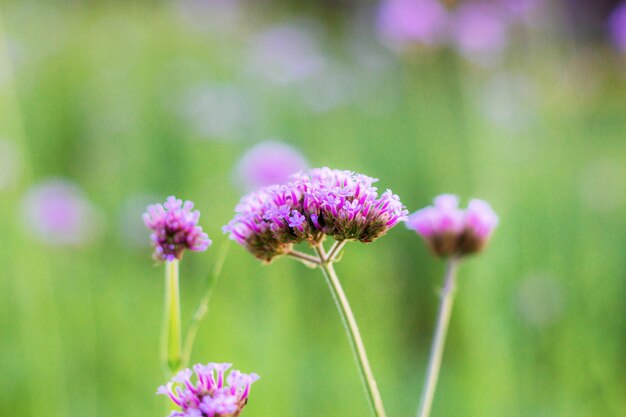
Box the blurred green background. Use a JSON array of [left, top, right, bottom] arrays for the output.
[[1, 1, 625, 416]]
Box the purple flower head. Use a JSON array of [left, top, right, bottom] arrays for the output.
[[157, 362, 259, 417], [377, 0, 449, 47], [406, 194, 498, 256], [234, 141, 309, 191], [609, 2, 626, 53], [223, 167, 408, 262], [22, 178, 102, 246], [143, 196, 211, 262], [452, 2, 509, 65]]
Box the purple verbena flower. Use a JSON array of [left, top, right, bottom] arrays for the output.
[[608, 2, 626, 53], [157, 363, 259, 417], [223, 167, 408, 262], [234, 141, 308, 191], [376, 0, 449, 47], [143, 196, 211, 262], [22, 178, 101, 246], [406, 194, 498, 256], [452, 2, 509, 66]]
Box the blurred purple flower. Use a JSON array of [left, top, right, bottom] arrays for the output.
[[376, 0, 449, 47], [452, 2, 510, 65], [247, 23, 327, 84], [608, 2, 626, 53], [406, 194, 498, 256], [234, 141, 308, 191], [498, 0, 541, 20], [22, 179, 101, 246], [224, 168, 408, 262], [143, 196, 211, 262], [157, 362, 259, 417]]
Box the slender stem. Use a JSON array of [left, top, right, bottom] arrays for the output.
[[327, 240, 347, 263], [162, 259, 182, 374], [182, 241, 230, 367], [313, 244, 387, 417], [286, 250, 321, 267], [416, 257, 460, 417]]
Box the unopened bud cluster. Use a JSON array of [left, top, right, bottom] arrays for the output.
[[406, 194, 498, 257], [223, 167, 408, 262]]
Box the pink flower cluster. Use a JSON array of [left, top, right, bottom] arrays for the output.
[[406, 194, 498, 256], [158, 363, 259, 417], [143, 196, 212, 262], [223, 167, 408, 262]]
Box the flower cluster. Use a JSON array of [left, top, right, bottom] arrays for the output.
[[158, 363, 259, 417], [144, 196, 212, 262], [406, 194, 498, 256], [223, 168, 408, 262]]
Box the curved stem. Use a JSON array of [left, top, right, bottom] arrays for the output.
[[182, 241, 230, 367], [162, 259, 182, 374], [314, 244, 387, 417], [417, 257, 460, 417]]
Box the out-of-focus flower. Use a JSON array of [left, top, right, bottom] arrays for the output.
[[478, 72, 538, 132], [174, 0, 243, 35], [376, 0, 449, 47], [580, 158, 626, 213], [515, 275, 565, 328], [223, 168, 408, 262], [499, 0, 541, 20], [297, 64, 359, 113], [143, 196, 211, 262], [452, 2, 509, 65], [0, 139, 22, 191], [22, 179, 101, 246], [157, 363, 259, 417], [179, 84, 255, 141], [608, 2, 626, 53], [247, 23, 327, 85], [234, 141, 308, 191], [406, 194, 498, 256]]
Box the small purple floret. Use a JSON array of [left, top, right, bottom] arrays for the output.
[[406, 194, 498, 256], [143, 196, 211, 262], [157, 362, 259, 417], [223, 167, 408, 262]]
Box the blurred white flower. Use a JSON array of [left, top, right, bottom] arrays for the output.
[[178, 84, 256, 141], [580, 158, 626, 213], [515, 275, 565, 328], [247, 23, 327, 85], [478, 72, 538, 132]]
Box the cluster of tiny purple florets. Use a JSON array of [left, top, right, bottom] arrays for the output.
[[406, 194, 498, 256], [158, 363, 259, 417], [223, 167, 408, 262], [143, 196, 212, 262]]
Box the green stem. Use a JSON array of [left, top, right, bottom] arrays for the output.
[[314, 244, 387, 417], [162, 259, 182, 374], [182, 241, 230, 367], [417, 257, 460, 417]]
